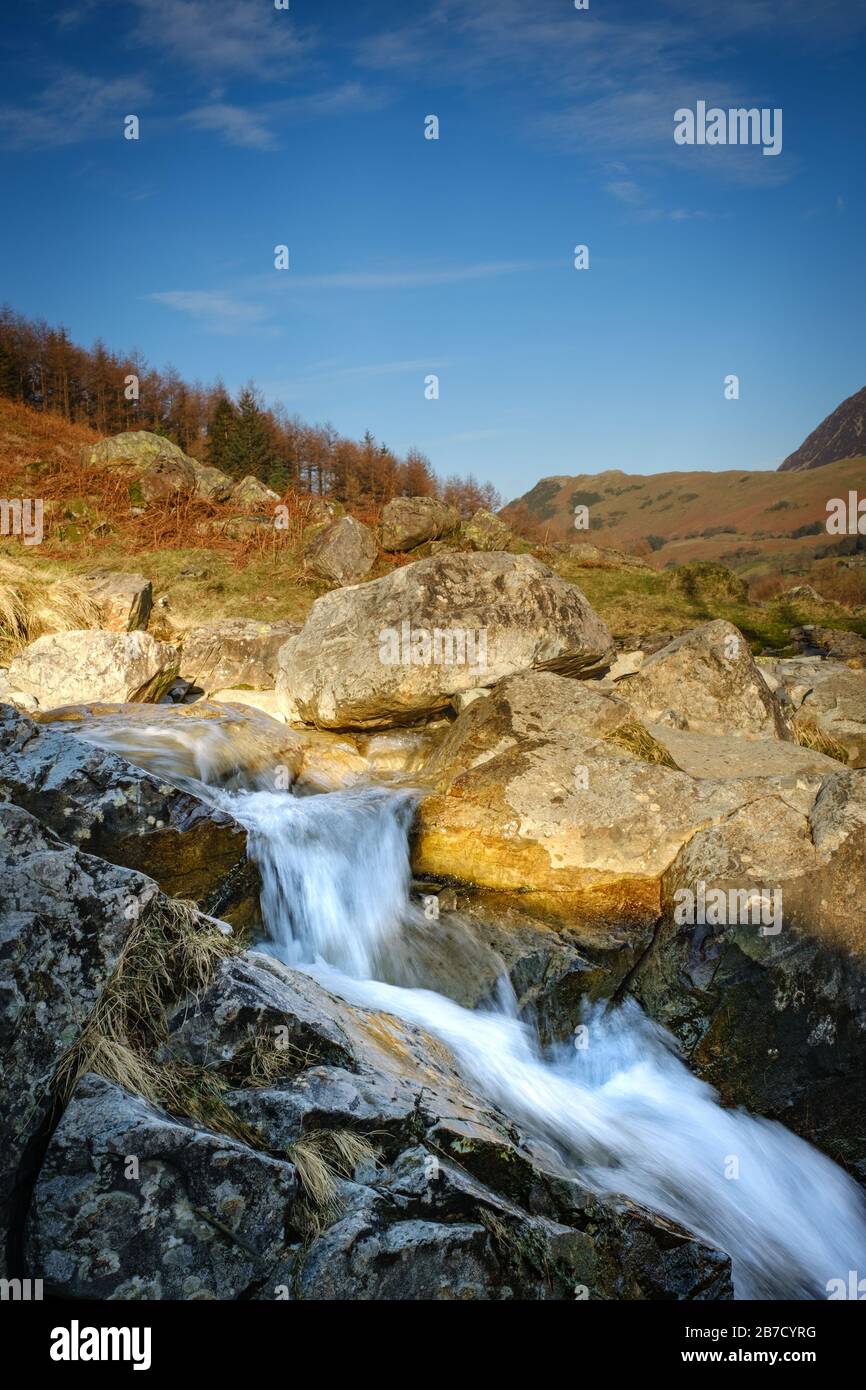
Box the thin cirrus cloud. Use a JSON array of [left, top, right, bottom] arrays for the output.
[[266, 260, 557, 290], [356, 0, 801, 191], [182, 84, 388, 150], [261, 360, 451, 401], [0, 71, 151, 150], [128, 0, 312, 79], [183, 104, 276, 150], [150, 260, 555, 333], [604, 177, 709, 222], [148, 290, 271, 334]]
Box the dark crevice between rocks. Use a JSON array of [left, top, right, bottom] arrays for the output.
[[5, 1088, 66, 1282]]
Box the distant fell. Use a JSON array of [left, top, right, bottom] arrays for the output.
[[779, 385, 866, 472]]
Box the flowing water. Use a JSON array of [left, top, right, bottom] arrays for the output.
[[68, 717, 866, 1300]]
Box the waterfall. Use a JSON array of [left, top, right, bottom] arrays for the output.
[[217, 781, 866, 1302]]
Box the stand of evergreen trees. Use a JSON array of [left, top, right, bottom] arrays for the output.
[[0, 304, 500, 513]]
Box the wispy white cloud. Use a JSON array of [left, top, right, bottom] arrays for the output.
[[0, 71, 151, 150], [261, 359, 452, 401], [605, 176, 710, 221], [184, 103, 276, 150], [274, 260, 556, 290], [148, 259, 553, 335], [129, 0, 312, 79], [181, 84, 387, 150], [149, 289, 272, 334], [57, 0, 102, 29], [357, 0, 802, 190]]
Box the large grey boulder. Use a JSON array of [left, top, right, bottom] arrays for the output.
[[461, 509, 512, 551], [414, 671, 755, 929], [619, 620, 792, 739], [381, 496, 459, 552], [7, 630, 179, 707], [230, 475, 279, 508], [82, 430, 233, 505], [793, 668, 866, 767], [644, 722, 842, 781], [180, 618, 300, 694], [277, 552, 614, 729], [25, 1074, 298, 1300], [82, 430, 198, 501], [304, 516, 378, 586], [0, 806, 161, 1274], [82, 570, 153, 632], [190, 462, 233, 502], [630, 771, 866, 1176], [0, 705, 258, 925]]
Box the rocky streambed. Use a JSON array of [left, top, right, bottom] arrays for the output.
[[2, 553, 866, 1301]]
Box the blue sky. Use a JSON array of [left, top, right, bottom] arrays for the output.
[[0, 0, 864, 501]]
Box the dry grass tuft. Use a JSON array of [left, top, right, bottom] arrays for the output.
[[793, 719, 850, 765], [287, 1129, 379, 1228], [603, 717, 678, 768], [54, 895, 236, 1106], [0, 571, 101, 660]]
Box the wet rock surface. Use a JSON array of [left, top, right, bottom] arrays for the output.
[[0, 705, 259, 924]]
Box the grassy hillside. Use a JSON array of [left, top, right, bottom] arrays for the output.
[[503, 461, 866, 604], [1, 396, 864, 654]]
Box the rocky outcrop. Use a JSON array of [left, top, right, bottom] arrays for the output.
[[25, 1074, 298, 1300], [181, 619, 299, 694], [381, 497, 459, 552], [230, 475, 279, 508], [277, 552, 614, 729], [539, 542, 650, 571], [461, 509, 512, 551], [629, 771, 866, 1176], [778, 382, 866, 471], [7, 630, 179, 707], [82, 431, 197, 501], [789, 626, 866, 663], [792, 668, 866, 767], [304, 516, 378, 586], [82, 570, 153, 632], [82, 431, 234, 504], [414, 671, 756, 926], [23, 948, 730, 1300], [0, 705, 259, 924], [0, 806, 162, 1275], [618, 620, 792, 739]]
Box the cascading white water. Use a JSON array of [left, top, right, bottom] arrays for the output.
[[217, 780, 866, 1302]]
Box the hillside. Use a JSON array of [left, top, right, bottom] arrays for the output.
[[779, 384, 866, 472], [3, 396, 866, 654], [502, 459, 866, 603]]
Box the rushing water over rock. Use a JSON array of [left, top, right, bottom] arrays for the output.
[[215, 779, 866, 1301], [49, 704, 866, 1301]]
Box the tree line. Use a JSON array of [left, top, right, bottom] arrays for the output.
[[0, 305, 501, 513]]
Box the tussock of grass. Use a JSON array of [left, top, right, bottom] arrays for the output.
[[794, 720, 850, 765], [52, 893, 381, 1243], [54, 896, 236, 1107], [603, 717, 678, 768], [287, 1129, 379, 1230], [0, 570, 101, 660], [223, 1028, 317, 1089]]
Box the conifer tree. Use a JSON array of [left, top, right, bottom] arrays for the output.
[[223, 387, 274, 480], [206, 393, 238, 470]]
